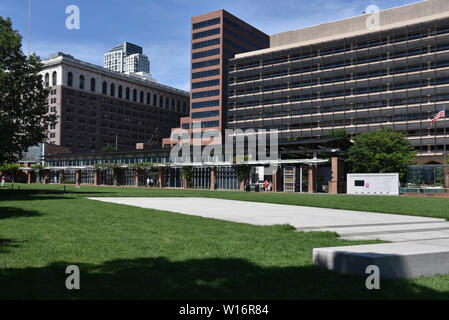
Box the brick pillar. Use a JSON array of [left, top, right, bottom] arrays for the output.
[[113, 168, 118, 186], [329, 157, 338, 194], [272, 166, 280, 192], [43, 169, 50, 184], [135, 168, 140, 186], [59, 170, 64, 184], [94, 169, 100, 186], [75, 169, 81, 185], [308, 165, 316, 193], [444, 167, 449, 193], [210, 167, 216, 190], [158, 167, 165, 188]]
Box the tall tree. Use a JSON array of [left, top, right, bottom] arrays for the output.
[[0, 17, 56, 164], [346, 128, 417, 181]]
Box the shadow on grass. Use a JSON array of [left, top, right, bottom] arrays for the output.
[[0, 238, 23, 253], [0, 207, 43, 220], [0, 257, 447, 300]]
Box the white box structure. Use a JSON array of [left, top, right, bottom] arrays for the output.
[[347, 173, 400, 195]]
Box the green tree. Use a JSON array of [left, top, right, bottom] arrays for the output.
[[327, 128, 349, 139], [100, 144, 116, 152], [346, 128, 417, 181], [0, 17, 56, 164]]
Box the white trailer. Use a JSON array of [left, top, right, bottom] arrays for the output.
[[347, 173, 400, 195]]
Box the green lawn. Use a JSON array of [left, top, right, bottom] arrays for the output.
[[1, 183, 449, 299]]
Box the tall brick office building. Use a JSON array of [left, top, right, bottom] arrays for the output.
[[163, 9, 269, 147]]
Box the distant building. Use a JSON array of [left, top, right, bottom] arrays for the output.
[[41, 52, 189, 153], [104, 41, 151, 77]]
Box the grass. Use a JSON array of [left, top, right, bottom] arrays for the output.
[[0, 183, 449, 299]]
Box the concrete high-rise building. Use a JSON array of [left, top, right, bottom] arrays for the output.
[[228, 0, 449, 164], [104, 41, 151, 76], [162, 9, 269, 147]]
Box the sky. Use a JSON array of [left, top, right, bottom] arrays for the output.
[[1, 0, 419, 91]]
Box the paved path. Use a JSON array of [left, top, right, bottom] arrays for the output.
[[88, 197, 449, 278], [88, 197, 448, 242]]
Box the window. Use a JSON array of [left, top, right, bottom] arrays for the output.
[[192, 79, 220, 89], [67, 72, 73, 87], [192, 58, 220, 69], [133, 89, 137, 102], [153, 94, 157, 106], [193, 28, 220, 40], [140, 91, 144, 103], [147, 92, 151, 104], [110, 83, 115, 97], [52, 71, 57, 86], [79, 75, 85, 89], [126, 87, 130, 100], [192, 110, 219, 119], [159, 96, 163, 107], [44, 73, 49, 87], [118, 85, 123, 98], [192, 68, 220, 79], [165, 97, 169, 108], [354, 180, 365, 187], [192, 38, 220, 50], [192, 89, 219, 99], [192, 48, 220, 60], [193, 17, 220, 30], [192, 99, 219, 109], [102, 81, 107, 95], [90, 78, 95, 92]]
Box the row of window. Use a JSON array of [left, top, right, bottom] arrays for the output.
[[193, 27, 220, 40], [233, 78, 449, 109], [192, 89, 220, 99], [192, 79, 220, 89], [193, 17, 220, 30], [192, 48, 220, 60], [232, 43, 449, 84], [192, 58, 220, 69], [191, 110, 220, 119], [232, 24, 449, 70], [192, 68, 220, 79], [232, 60, 449, 96], [192, 99, 220, 109], [62, 72, 187, 112], [192, 38, 220, 50]]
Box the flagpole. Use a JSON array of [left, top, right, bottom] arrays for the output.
[[27, 0, 31, 58]]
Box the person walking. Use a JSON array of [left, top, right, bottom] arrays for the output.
[[264, 179, 268, 191], [146, 177, 150, 188], [1, 176, 5, 187], [269, 181, 272, 192]]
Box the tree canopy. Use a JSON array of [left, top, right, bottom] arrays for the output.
[[0, 17, 56, 164], [346, 128, 416, 181]]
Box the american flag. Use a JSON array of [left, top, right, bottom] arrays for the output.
[[430, 107, 445, 127]]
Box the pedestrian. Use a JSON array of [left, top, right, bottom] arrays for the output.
[[1, 176, 5, 187], [264, 179, 268, 191], [269, 181, 272, 192], [150, 178, 153, 187], [146, 177, 150, 187]]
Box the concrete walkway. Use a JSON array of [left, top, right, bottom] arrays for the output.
[[88, 197, 449, 278]]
